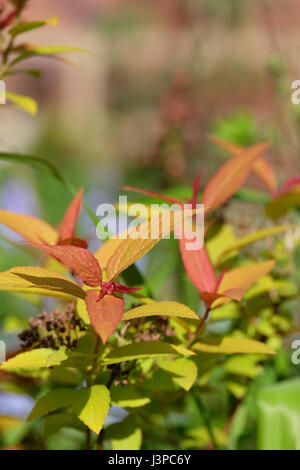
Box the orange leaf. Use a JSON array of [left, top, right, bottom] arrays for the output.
[[85, 291, 125, 343], [0, 209, 58, 244], [28, 243, 102, 287], [106, 208, 192, 281], [217, 260, 275, 294], [60, 188, 83, 241], [208, 135, 277, 193], [179, 232, 215, 293], [203, 141, 271, 210], [58, 237, 88, 249]]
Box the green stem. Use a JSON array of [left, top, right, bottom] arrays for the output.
[[192, 387, 218, 450]]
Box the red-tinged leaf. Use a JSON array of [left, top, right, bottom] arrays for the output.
[[191, 172, 202, 206], [200, 288, 244, 307], [203, 141, 271, 210], [85, 290, 125, 344], [58, 237, 88, 249], [208, 135, 277, 193], [28, 243, 102, 287], [122, 186, 182, 205], [179, 232, 215, 293], [273, 175, 300, 199], [60, 188, 83, 241]]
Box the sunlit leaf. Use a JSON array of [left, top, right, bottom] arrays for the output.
[[106, 416, 142, 451], [217, 261, 275, 298], [110, 386, 150, 408], [72, 385, 110, 434], [193, 338, 275, 355], [0, 348, 55, 371], [94, 238, 125, 270], [0, 266, 85, 300], [9, 17, 58, 37], [85, 292, 125, 344], [203, 141, 271, 210], [157, 358, 198, 391], [12, 45, 89, 66], [0, 209, 58, 244], [123, 301, 199, 321], [6, 90, 38, 115], [106, 208, 193, 281], [206, 223, 238, 265]]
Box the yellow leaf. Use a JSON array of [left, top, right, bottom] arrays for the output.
[[206, 223, 238, 265], [106, 209, 194, 281], [0, 348, 55, 371], [72, 385, 110, 434], [46, 17, 59, 26], [157, 358, 198, 391], [123, 301, 199, 321], [192, 337, 276, 355], [6, 91, 38, 116], [76, 298, 90, 324], [94, 238, 124, 270], [218, 225, 295, 263], [0, 266, 85, 300], [0, 209, 58, 244]]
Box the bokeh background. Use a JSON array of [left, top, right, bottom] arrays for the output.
[[1, 0, 300, 450]]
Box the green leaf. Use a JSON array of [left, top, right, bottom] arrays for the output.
[[44, 413, 85, 437], [9, 17, 58, 37], [192, 338, 276, 355], [157, 358, 198, 391], [206, 223, 238, 265], [103, 342, 193, 365], [266, 193, 300, 220], [28, 388, 76, 421], [110, 386, 150, 408], [0, 348, 55, 371], [12, 45, 89, 66], [224, 355, 264, 378], [105, 416, 142, 451], [0, 151, 69, 188], [46, 350, 94, 368], [6, 91, 38, 115], [258, 379, 300, 450], [218, 225, 295, 263], [72, 385, 110, 434]]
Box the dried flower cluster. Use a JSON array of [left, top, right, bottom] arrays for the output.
[[19, 303, 87, 350]]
